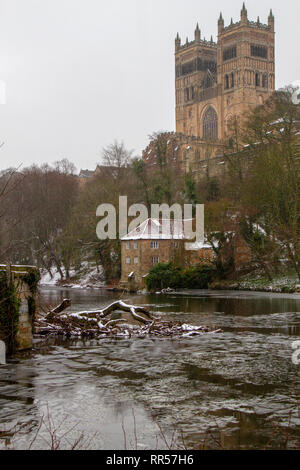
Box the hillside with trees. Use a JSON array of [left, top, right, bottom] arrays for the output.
[[1, 88, 299, 290]]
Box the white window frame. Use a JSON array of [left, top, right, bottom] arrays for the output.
[[151, 241, 159, 249], [134, 257, 138, 264], [151, 256, 159, 265], [133, 241, 138, 250], [126, 242, 130, 250], [126, 257, 131, 264]]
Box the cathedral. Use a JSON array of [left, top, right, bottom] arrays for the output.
[[143, 4, 276, 177], [175, 3, 275, 140]]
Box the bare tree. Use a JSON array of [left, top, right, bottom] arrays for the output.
[[102, 140, 133, 169]]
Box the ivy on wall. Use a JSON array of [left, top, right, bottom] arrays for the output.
[[0, 267, 40, 355], [21, 268, 41, 332], [0, 271, 21, 355]]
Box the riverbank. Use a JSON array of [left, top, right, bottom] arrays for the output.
[[40, 265, 300, 295], [40, 263, 106, 290], [209, 271, 300, 294]]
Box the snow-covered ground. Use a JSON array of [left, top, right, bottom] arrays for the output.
[[210, 271, 300, 293], [40, 263, 105, 289]]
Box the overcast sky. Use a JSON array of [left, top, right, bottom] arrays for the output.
[[0, 0, 299, 172]]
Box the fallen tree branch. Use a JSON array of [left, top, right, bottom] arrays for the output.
[[36, 300, 221, 339], [49, 299, 72, 315]]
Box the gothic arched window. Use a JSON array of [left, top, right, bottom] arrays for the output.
[[262, 74, 268, 88], [255, 72, 260, 87], [231, 72, 234, 88], [225, 75, 229, 90], [203, 106, 218, 141]]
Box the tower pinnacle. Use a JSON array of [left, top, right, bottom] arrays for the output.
[[218, 12, 224, 33], [268, 8, 274, 30], [241, 2, 248, 23], [175, 33, 181, 51], [195, 23, 201, 41]]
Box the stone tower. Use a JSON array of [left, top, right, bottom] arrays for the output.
[[175, 4, 275, 142]]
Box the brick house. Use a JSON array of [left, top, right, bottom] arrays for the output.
[[120, 218, 214, 290]]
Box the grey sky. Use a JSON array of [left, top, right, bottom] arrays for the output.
[[0, 0, 299, 172]]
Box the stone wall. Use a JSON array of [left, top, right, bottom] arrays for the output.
[[121, 239, 185, 289], [16, 297, 33, 350], [0, 265, 39, 352], [142, 132, 226, 180]]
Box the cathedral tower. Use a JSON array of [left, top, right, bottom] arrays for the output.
[[218, 4, 275, 138], [175, 4, 275, 141]]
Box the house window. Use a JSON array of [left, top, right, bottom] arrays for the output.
[[134, 257, 138, 264], [151, 241, 159, 249], [151, 256, 159, 265], [126, 242, 130, 250], [126, 257, 131, 264], [133, 241, 138, 249]]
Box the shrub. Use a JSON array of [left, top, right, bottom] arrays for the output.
[[182, 264, 215, 289], [145, 263, 182, 291], [145, 262, 215, 291]]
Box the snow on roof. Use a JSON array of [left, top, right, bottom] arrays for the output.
[[185, 241, 212, 251], [121, 218, 196, 241], [79, 169, 94, 178]]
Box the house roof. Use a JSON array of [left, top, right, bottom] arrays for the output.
[[121, 218, 210, 248], [79, 169, 95, 178], [121, 218, 187, 240]]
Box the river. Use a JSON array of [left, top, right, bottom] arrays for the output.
[[0, 287, 300, 450]]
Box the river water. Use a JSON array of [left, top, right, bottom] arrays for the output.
[[0, 287, 300, 450]]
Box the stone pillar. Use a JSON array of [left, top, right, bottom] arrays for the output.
[[0, 340, 5, 364], [0, 265, 39, 353]]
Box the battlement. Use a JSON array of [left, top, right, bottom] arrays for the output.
[[176, 37, 217, 52], [222, 19, 271, 33], [218, 3, 274, 34]]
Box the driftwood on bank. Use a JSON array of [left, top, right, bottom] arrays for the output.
[[35, 299, 222, 339]]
